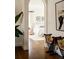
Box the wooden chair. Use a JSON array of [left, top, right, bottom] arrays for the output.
[[52, 36, 64, 58], [57, 37, 64, 59], [44, 34, 52, 47], [44, 34, 52, 53]]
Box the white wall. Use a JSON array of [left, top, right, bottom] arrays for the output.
[[15, 0, 23, 15], [47, 0, 64, 37], [15, 36, 23, 46]]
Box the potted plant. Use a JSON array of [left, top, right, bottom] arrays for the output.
[[15, 12, 23, 37]]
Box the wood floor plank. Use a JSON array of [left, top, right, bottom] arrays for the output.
[[15, 47, 28, 59]]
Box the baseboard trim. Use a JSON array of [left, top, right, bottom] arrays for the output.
[[15, 46, 22, 48]]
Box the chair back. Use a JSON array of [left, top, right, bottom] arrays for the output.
[[44, 34, 52, 43]]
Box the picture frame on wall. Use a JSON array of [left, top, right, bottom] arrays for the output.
[[55, 0, 64, 31]]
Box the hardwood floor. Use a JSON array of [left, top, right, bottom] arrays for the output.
[[29, 39, 62, 59], [15, 39, 62, 59], [15, 47, 28, 59], [29, 39, 45, 59]]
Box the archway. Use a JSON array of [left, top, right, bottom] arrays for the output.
[[28, 0, 45, 40]]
